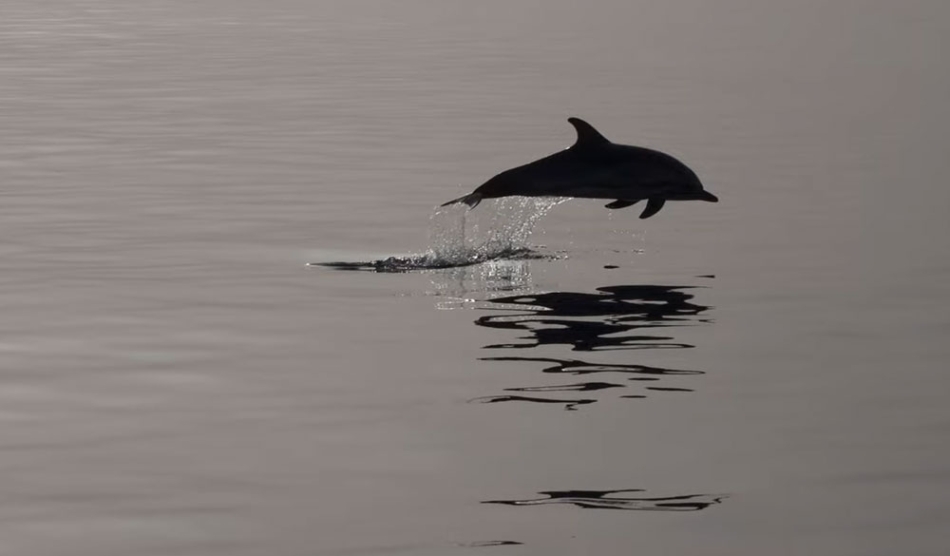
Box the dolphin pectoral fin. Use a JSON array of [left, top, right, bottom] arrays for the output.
[[639, 198, 666, 219], [440, 192, 482, 209], [605, 199, 639, 210]]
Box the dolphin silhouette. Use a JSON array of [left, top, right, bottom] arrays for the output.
[[442, 118, 718, 219]]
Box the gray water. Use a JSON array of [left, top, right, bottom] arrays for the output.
[[2, 1, 950, 554]]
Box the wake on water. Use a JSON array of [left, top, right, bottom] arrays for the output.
[[314, 197, 568, 272]]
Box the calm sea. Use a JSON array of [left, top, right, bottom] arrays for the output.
[[1, 1, 949, 554]]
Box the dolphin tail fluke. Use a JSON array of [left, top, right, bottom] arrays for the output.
[[440, 192, 483, 209]]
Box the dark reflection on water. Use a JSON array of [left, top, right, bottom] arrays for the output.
[[460, 540, 524, 548], [480, 356, 702, 377], [483, 489, 724, 512], [473, 285, 711, 409], [318, 259, 725, 512], [470, 394, 597, 411], [477, 285, 709, 351], [470, 381, 624, 411]]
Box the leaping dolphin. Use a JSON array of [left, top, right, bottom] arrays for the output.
[[442, 118, 718, 219]]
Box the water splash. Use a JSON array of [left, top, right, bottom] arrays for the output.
[[313, 196, 568, 272], [426, 196, 568, 267]]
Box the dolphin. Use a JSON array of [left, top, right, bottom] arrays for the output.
[[441, 118, 718, 219]]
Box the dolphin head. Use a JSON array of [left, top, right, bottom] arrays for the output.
[[673, 166, 718, 203]]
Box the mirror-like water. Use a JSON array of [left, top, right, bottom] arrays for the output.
[[2, 1, 949, 555]]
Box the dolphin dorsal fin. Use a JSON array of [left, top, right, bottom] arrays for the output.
[[568, 117, 610, 148]]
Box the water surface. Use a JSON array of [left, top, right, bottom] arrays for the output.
[[1, 1, 949, 555]]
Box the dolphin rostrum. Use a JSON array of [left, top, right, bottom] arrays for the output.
[[442, 118, 718, 219]]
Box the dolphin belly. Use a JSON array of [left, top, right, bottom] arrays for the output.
[[480, 178, 666, 202], [546, 178, 669, 201], [604, 199, 641, 209]]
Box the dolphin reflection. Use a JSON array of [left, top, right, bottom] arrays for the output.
[[472, 284, 711, 409], [476, 285, 709, 351]]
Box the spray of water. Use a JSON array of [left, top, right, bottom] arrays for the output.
[[313, 197, 568, 273], [423, 196, 568, 267]]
